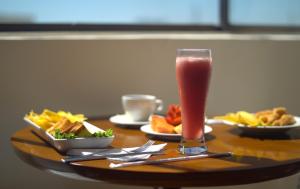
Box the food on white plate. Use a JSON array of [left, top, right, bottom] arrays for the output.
[[174, 124, 182, 134], [25, 109, 113, 139], [151, 115, 175, 134], [165, 104, 181, 126], [151, 104, 183, 134], [214, 107, 296, 127]]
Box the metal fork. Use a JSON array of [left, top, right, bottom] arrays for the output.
[[121, 140, 155, 154], [62, 140, 155, 163]]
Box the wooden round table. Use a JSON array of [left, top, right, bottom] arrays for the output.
[[11, 119, 300, 188]]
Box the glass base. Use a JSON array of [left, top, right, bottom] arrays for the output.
[[179, 137, 207, 155]]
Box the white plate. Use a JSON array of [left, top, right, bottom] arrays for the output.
[[109, 114, 149, 128], [140, 124, 212, 140], [206, 116, 300, 133], [24, 118, 114, 153]]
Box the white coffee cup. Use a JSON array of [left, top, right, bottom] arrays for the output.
[[122, 94, 163, 122]]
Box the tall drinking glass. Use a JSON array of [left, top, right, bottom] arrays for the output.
[[176, 49, 212, 155]]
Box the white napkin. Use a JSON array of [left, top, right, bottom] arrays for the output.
[[66, 143, 167, 162], [107, 143, 167, 162]]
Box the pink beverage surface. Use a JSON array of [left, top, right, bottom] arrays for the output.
[[176, 57, 212, 140]]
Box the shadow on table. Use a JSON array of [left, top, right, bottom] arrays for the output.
[[11, 130, 65, 155], [150, 153, 278, 172], [114, 124, 142, 130], [11, 136, 50, 147], [145, 133, 216, 142], [221, 153, 279, 166], [228, 127, 300, 140], [11, 130, 50, 147]]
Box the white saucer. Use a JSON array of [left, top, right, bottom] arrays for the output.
[[140, 124, 212, 140], [109, 114, 149, 127]]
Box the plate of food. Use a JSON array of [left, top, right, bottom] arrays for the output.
[[140, 105, 212, 140], [140, 124, 212, 140], [210, 107, 300, 133], [24, 109, 114, 152]]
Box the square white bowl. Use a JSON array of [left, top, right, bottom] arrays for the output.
[[24, 118, 114, 153]]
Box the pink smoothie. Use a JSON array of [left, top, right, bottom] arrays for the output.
[[176, 57, 212, 140]]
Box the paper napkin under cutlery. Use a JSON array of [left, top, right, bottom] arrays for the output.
[[66, 143, 167, 162]]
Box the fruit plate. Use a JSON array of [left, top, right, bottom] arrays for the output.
[[140, 124, 212, 140], [24, 118, 114, 153]]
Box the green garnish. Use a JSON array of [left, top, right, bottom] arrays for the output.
[[93, 129, 113, 137], [54, 129, 77, 139], [53, 128, 113, 139]]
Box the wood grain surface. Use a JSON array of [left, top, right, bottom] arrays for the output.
[[11, 119, 300, 187]]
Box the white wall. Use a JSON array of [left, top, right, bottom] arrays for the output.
[[1, 32, 300, 189]]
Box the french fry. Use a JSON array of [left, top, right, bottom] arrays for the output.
[[25, 109, 87, 130], [214, 113, 240, 124], [57, 111, 86, 123], [237, 111, 259, 126]]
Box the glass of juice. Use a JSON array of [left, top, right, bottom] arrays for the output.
[[176, 49, 212, 155]]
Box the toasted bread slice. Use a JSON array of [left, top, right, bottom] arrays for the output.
[[60, 122, 75, 134], [46, 117, 72, 134], [69, 122, 84, 134]]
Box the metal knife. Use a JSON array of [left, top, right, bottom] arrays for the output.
[[62, 151, 164, 163], [110, 152, 233, 168]]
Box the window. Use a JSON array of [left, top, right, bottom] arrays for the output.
[[0, 0, 219, 28], [229, 0, 300, 27], [0, 0, 299, 31]]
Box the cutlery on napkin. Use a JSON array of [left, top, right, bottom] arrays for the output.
[[107, 143, 167, 162], [63, 143, 167, 163]]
